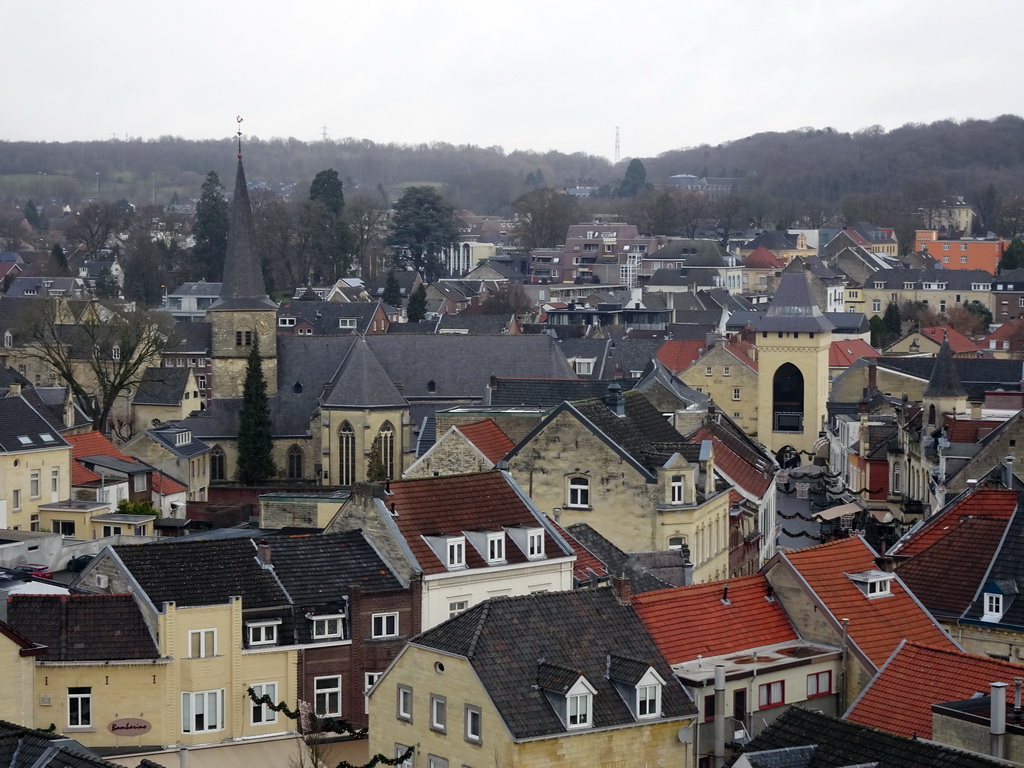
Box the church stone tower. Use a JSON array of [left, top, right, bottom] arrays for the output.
[[206, 150, 278, 400], [755, 266, 834, 462], [921, 335, 967, 429]]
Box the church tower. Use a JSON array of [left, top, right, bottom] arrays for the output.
[[755, 265, 834, 462], [921, 335, 967, 429], [206, 136, 278, 400]]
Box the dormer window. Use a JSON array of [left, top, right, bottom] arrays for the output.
[[448, 537, 466, 568], [527, 529, 544, 558], [486, 533, 505, 564], [984, 593, 1004, 622], [846, 569, 894, 598], [310, 613, 347, 640], [3, 330, 11, 347], [670, 475, 685, 504], [339, 318, 357, 329], [567, 689, 592, 728], [246, 619, 281, 646], [609, 657, 665, 720], [538, 663, 596, 730], [175, 430, 192, 446], [278, 317, 296, 327]]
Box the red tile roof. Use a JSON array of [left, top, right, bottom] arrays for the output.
[[151, 473, 187, 495], [456, 420, 514, 464], [920, 326, 981, 354], [830, 339, 881, 368], [726, 341, 758, 371], [846, 642, 1023, 739], [692, 425, 773, 498], [633, 574, 797, 664], [384, 471, 569, 575], [943, 416, 1004, 444], [550, 519, 609, 583], [742, 247, 786, 269], [65, 431, 139, 486], [983, 318, 1024, 343], [891, 488, 1017, 559], [657, 340, 707, 374], [780, 537, 958, 667]]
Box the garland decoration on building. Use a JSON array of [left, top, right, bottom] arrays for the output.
[[245, 687, 414, 768]]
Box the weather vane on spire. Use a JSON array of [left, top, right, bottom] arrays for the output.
[[236, 116, 244, 158]]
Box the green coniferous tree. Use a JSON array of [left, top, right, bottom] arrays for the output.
[[406, 283, 427, 323], [382, 270, 402, 308], [366, 435, 387, 482], [882, 301, 902, 342], [193, 171, 229, 281], [237, 336, 275, 485]]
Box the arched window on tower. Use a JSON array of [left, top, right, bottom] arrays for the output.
[[377, 421, 395, 480], [287, 445, 303, 479], [339, 422, 356, 486], [211, 445, 226, 481]]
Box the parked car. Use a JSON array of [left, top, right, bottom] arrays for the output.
[[68, 554, 95, 573], [14, 563, 54, 579]]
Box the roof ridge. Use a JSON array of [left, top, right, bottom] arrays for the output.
[[466, 600, 490, 659]]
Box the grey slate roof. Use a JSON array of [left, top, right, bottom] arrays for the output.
[[737, 706, 1007, 768], [755, 269, 834, 333], [133, 367, 190, 405], [564, 523, 675, 593], [0, 720, 139, 768], [435, 314, 511, 335], [873, 356, 1023, 400], [208, 157, 276, 311], [412, 588, 695, 739], [167, 321, 211, 353], [923, 338, 968, 399], [321, 336, 406, 408], [7, 594, 159, 661], [168, 281, 221, 297], [743, 231, 797, 251], [111, 537, 289, 609], [276, 300, 383, 335], [144, 424, 210, 458], [489, 377, 639, 407], [865, 268, 993, 290], [0, 396, 69, 453]]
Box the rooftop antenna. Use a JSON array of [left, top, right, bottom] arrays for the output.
[[322, 125, 329, 141], [614, 126, 620, 164], [236, 115, 244, 159]]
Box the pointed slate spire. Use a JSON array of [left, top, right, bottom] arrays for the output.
[[209, 127, 276, 311], [755, 266, 834, 333], [923, 335, 967, 398]]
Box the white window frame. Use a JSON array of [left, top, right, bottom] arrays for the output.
[[247, 620, 280, 647], [448, 600, 468, 618], [182, 689, 224, 733], [671, 475, 685, 504], [637, 683, 660, 718], [567, 691, 591, 728], [364, 672, 382, 714], [486, 533, 505, 563], [51, 467, 60, 493], [133, 473, 147, 493], [568, 476, 590, 508], [732, 387, 741, 401], [312, 614, 345, 640], [705, 365, 713, 376], [314, 675, 342, 717], [465, 704, 482, 744], [430, 694, 447, 733], [984, 592, 1004, 622], [372, 612, 399, 639], [397, 685, 413, 722], [189, 629, 216, 659], [527, 529, 544, 558], [68, 686, 91, 728], [30, 470, 40, 499], [722, 366, 731, 377], [250, 682, 278, 725], [447, 537, 465, 568]]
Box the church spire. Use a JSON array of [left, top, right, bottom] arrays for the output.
[[209, 117, 276, 311], [923, 335, 966, 399]]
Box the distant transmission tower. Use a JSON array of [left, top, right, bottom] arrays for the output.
[[321, 125, 330, 141], [615, 126, 620, 164]]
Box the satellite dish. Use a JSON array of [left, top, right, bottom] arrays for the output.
[[677, 725, 693, 744]]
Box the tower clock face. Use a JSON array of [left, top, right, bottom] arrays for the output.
[[256, 320, 269, 333]]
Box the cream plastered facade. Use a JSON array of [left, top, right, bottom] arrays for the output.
[[679, 347, 759, 438], [0, 444, 72, 531], [30, 598, 299, 749], [369, 645, 695, 768]]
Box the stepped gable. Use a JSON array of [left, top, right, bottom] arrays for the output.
[[7, 594, 158, 661], [923, 336, 968, 398], [413, 588, 694, 739], [208, 156, 275, 311]]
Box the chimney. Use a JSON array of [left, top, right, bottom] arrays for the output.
[[991, 682, 1007, 759], [8, 381, 21, 397], [1004, 456, 1015, 489], [714, 664, 727, 768], [605, 383, 626, 418], [612, 572, 631, 605], [1015, 678, 1022, 723], [867, 358, 878, 391], [257, 539, 271, 567]]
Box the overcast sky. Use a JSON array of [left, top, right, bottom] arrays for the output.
[[6, 0, 1021, 161]]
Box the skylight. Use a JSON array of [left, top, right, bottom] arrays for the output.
[[17, 436, 33, 445], [39, 433, 55, 443]]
